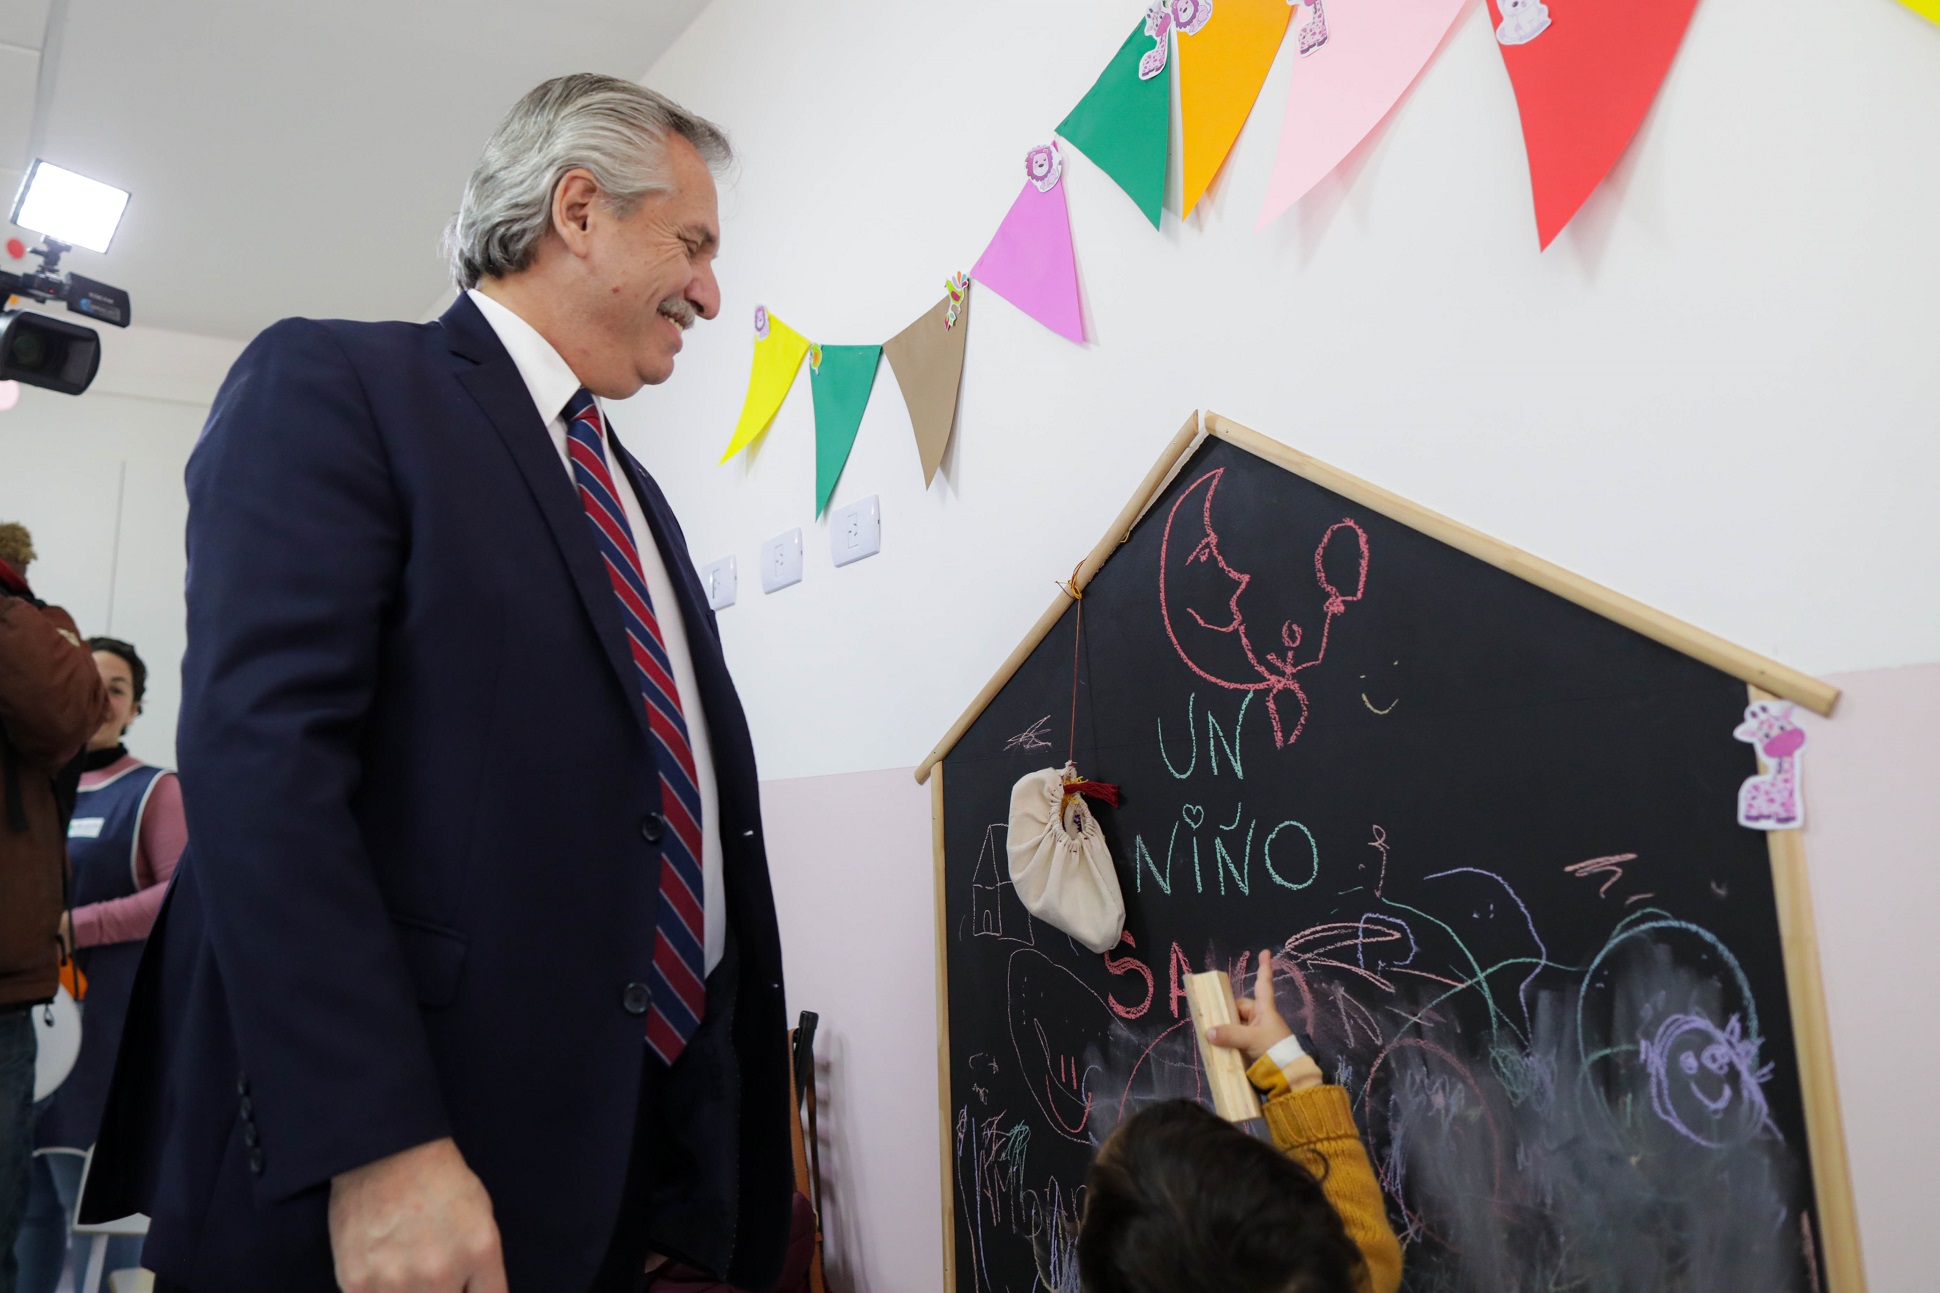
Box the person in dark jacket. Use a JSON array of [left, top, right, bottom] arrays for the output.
[[86, 76, 793, 1293], [14, 637, 182, 1293], [0, 522, 110, 1293]]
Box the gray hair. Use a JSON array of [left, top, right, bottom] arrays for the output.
[[443, 73, 732, 290]]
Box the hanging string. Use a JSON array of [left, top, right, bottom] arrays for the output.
[[1063, 564, 1084, 767], [1058, 563, 1120, 807]]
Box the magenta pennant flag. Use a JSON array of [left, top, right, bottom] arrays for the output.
[[1258, 0, 1467, 228], [970, 143, 1086, 344]]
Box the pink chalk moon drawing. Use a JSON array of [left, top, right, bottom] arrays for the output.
[[1158, 467, 1369, 749]]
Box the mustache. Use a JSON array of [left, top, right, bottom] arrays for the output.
[[657, 297, 698, 330]]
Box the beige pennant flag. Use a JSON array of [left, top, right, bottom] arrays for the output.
[[883, 282, 971, 487]]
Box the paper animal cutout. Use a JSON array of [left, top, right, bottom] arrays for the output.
[[946, 272, 970, 329], [1495, 0, 1552, 45], [1025, 142, 1063, 193], [1733, 701, 1806, 830], [1139, 3, 1174, 80], [1296, 0, 1329, 55]]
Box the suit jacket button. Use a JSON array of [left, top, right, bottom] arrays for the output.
[[640, 813, 664, 843], [247, 1148, 266, 1175], [243, 1125, 260, 1149], [239, 1096, 253, 1119], [623, 982, 651, 1015], [236, 1074, 250, 1097]]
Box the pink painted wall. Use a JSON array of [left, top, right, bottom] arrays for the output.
[[1795, 663, 1940, 1293], [759, 663, 1940, 1292], [760, 767, 943, 1293]]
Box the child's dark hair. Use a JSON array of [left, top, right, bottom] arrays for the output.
[[88, 636, 147, 707], [1079, 1100, 1364, 1293]]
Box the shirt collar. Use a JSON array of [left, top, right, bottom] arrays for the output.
[[466, 287, 588, 427]]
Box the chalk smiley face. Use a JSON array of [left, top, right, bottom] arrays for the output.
[[1360, 659, 1401, 715], [1641, 1011, 1774, 1149], [1007, 948, 1112, 1142]]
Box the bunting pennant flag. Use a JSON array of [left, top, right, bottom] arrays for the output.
[[883, 280, 972, 488], [1258, 0, 1468, 228], [1055, 8, 1172, 229], [810, 343, 882, 516], [970, 144, 1087, 345], [1178, 0, 1295, 217], [1486, 0, 1700, 248], [1896, 0, 1939, 22], [719, 305, 811, 463]]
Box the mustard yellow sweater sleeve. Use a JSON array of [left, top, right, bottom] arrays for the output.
[[1247, 1054, 1404, 1293]]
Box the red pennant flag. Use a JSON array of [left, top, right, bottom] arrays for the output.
[[1486, 0, 1701, 248]]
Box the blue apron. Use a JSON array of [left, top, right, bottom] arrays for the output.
[[35, 761, 165, 1152]]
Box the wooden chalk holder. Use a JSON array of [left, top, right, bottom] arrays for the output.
[[1184, 970, 1264, 1123]]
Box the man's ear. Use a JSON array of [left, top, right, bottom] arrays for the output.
[[552, 169, 602, 257]]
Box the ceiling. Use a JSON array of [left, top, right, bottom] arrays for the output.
[[2, 0, 708, 340]]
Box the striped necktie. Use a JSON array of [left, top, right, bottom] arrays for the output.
[[564, 389, 706, 1064]]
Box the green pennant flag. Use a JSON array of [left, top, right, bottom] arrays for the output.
[[1055, 11, 1171, 229], [809, 343, 882, 515]]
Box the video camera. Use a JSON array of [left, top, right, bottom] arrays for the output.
[[2, 160, 133, 397]]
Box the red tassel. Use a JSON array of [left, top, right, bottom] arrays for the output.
[[1065, 780, 1121, 808]]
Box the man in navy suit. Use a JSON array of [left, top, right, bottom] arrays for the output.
[[85, 74, 792, 1293]]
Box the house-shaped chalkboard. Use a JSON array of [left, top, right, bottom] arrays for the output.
[[918, 414, 1863, 1293]]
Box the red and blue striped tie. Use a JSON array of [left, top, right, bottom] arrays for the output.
[[565, 389, 707, 1064]]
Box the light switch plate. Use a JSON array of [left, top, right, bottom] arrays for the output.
[[829, 495, 882, 569], [760, 529, 803, 593], [700, 556, 737, 610]]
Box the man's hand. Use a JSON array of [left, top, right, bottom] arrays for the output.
[[1206, 948, 1294, 1065], [329, 1137, 507, 1293]]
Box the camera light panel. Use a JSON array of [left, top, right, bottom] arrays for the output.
[[10, 161, 130, 254]]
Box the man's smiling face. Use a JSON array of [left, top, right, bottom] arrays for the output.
[[573, 134, 722, 397]]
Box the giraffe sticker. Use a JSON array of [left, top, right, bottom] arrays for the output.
[[1733, 701, 1806, 831]]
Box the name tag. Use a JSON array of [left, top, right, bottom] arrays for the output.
[[68, 817, 104, 840]]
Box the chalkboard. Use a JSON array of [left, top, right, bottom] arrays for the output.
[[929, 421, 1856, 1293]]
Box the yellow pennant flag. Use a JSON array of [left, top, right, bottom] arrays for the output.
[[1897, 0, 1938, 22], [1178, 0, 1294, 218], [720, 305, 811, 463]]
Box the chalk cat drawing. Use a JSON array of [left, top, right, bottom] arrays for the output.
[[1733, 701, 1806, 830], [1495, 0, 1551, 45]]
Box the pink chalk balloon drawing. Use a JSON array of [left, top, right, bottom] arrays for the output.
[[1159, 467, 1369, 749], [1733, 701, 1806, 830]]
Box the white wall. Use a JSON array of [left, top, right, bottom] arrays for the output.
[[618, 0, 1940, 784], [0, 321, 242, 766], [619, 4, 1940, 1289]]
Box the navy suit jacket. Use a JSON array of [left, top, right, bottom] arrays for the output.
[[85, 296, 793, 1291]]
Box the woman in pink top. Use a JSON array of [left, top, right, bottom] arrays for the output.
[[14, 637, 184, 1292]]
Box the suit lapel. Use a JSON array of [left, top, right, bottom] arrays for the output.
[[442, 296, 651, 745]]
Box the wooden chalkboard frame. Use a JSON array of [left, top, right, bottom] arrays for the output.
[[922, 412, 1864, 1292]]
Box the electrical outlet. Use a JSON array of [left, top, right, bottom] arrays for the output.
[[829, 495, 882, 568], [760, 528, 803, 593], [700, 556, 737, 610]]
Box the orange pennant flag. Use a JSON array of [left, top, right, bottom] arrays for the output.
[[1178, 0, 1295, 217]]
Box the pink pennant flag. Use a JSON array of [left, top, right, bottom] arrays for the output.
[[971, 143, 1087, 344], [1258, 0, 1468, 229]]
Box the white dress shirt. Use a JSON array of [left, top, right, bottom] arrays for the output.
[[469, 288, 725, 974]]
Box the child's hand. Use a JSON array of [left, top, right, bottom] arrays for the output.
[[1206, 948, 1293, 1065]]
